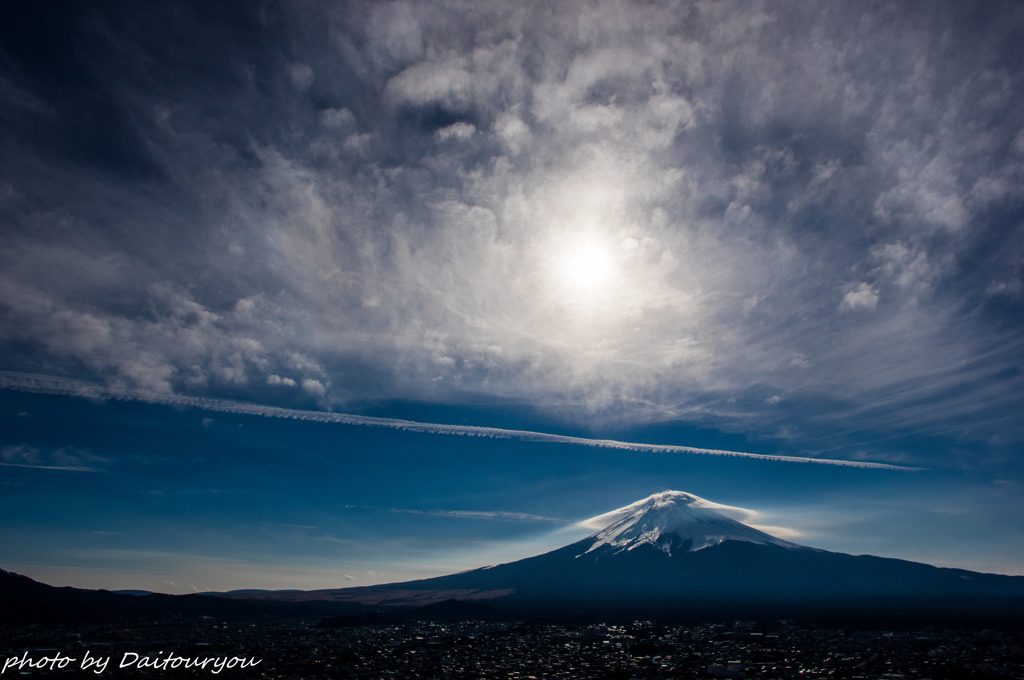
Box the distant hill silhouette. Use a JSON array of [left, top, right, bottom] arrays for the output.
[[0, 569, 362, 625]]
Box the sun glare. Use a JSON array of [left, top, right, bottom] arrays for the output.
[[562, 241, 614, 290]]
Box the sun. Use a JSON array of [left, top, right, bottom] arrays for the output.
[[562, 241, 615, 290]]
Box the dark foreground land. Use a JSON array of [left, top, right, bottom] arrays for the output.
[[2, 618, 1023, 679]]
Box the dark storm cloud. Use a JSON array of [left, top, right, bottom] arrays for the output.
[[1, 0, 1023, 466]]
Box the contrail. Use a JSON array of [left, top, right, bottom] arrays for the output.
[[0, 371, 915, 470]]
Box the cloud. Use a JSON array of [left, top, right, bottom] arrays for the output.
[[0, 0, 1022, 465], [385, 57, 475, 108], [320, 108, 355, 132], [301, 378, 326, 397], [0, 443, 108, 472], [840, 282, 880, 311], [386, 508, 562, 523], [0, 371, 914, 470], [288, 63, 315, 92], [870, 241, 946, 303], [436, 122, 476, 141]]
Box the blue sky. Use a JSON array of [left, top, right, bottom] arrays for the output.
[[1, 1, 1023, 592]]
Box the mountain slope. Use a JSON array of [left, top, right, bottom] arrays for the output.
[[232, 491, 1024, 622]]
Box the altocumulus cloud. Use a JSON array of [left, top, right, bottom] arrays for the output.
[[0, 1, 1022, 468]]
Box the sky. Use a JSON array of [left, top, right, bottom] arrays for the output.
[[1, 0, 1023, 593]]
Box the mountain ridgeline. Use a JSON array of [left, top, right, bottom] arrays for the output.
[[4, 492, 1024, 625]]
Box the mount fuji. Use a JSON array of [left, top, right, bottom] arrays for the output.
[[6, 491, 1024, 624], [233, 491, 1024, 623]]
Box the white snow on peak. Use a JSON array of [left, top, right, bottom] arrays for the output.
[[583, 490, 799, 556]]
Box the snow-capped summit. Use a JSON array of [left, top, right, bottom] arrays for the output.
[[582, 490, 798, 556]]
